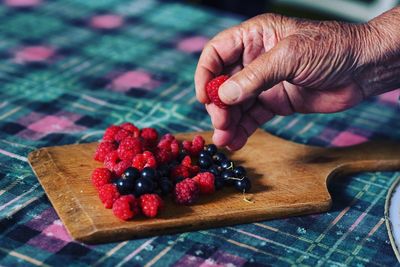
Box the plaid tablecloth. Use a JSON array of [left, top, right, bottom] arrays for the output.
[[0, 0, 399, 266]]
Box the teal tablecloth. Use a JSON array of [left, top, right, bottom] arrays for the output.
[[0, 0, 399, 266]]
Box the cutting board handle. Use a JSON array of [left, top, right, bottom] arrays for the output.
[[322, 139, 400, 177]]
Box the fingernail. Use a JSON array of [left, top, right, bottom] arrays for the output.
[[219, 81, 241, 104]]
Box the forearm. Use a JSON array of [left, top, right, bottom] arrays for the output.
[[355, 6, 400, 96]]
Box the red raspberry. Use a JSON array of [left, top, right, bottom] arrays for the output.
[[113, 160, 131, 176], [117, 136, 142, 161], [98, 184, 120, 209], [171, 164, 190, 180], [132, 151, 157, 170], [182, 135, 205, 156], [170, 139, 180, 158], [120, 122, 140, 138], [141, 128, 159, 149], [206, 75, 229, 109], [157, 137, 180, 159], [174, 178, 199, 205], [139, 194, 164, 218], [91, 168, 112, 189], [192, 135, 205, 155], [103, 125, 121, 141], [94, 141, 117, 162], [112, 195, 139, 220], [154, 148, 172, 165], [104, 150, 120, 171], [114, 128, 131, 143], [181, 155, 192, 167], [193, 172, 215, 194]]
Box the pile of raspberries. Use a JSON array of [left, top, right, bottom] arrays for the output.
[[91, 74, 250, 221]]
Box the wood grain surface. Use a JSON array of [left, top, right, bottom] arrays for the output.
[[28, 130, 400, 243]]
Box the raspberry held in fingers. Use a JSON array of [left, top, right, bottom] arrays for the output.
[[206, 75, 229, 109]]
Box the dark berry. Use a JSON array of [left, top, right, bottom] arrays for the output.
[[115, 178, 135, 195], [198, 156, 212, 169], [234, 177, 251, 192], [222, 170, 235, 185], [233, 166, 246, 178], [198, 150, 209, 158], [134, 178, 154, 196], [214, 176, 225, 190], [205, 144, 217, 155], [122, 167, 140, 180], [208, 165, 221, 177], [157, 164, 170, 178], [141, 167, 157, 180], [213, 152, 226, 164], [220, 159, 234, 170], [159, 177, 173, 195]]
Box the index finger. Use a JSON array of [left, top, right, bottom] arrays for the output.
[[194, 26, 244, 103]]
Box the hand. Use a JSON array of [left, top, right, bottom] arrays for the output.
[[195, 11, 400, 150]]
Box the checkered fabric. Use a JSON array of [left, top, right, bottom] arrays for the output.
[[0, 0, 399, 266]]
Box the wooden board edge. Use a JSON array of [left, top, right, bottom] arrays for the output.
[[76, 200, 332, 244], [28, 148, 99, 240]]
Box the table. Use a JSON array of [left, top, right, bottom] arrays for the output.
[[0, 0, 399, 266]]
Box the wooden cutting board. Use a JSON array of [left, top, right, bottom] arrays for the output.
[[28, 130, 400, 244]]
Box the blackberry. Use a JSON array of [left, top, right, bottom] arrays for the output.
[[205, 144, 217, 155], [159, 177, 173, 195], [213, 152, 226, 164], [115, 178, 135, 195], [141, 167, 157, 180], [234, 177, 251, 192], [233, 166, 246, 178], [221, 170, 235, 185], [122, 167, 140, 180], [208, 165, 221, 177], [198, 150, 209, 158], [134, 178, 154, 196], [220, 159, 234, 170], [198, 156, 212, 169]]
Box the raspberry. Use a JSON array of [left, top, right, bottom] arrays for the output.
[[132, 151, 157, 170], [171, 164, 190, 180], [206, 75, 229, 109], [181, 155, 192, 167], [113, 160, 131, 176], [192, 135, 205, 155], [98, 184, 120, 209], [94, 141, 117, 162], [193, 172, 215, 194], [141, 128, 159, 149], [104, 150, 120, 171], [160, 133, 175, 143], [170, 140, 180, 158], [174, 178, 199, 205], [91, 168, 112, 189], [154, 148, 172, 165], [120, 122, 140, 138], [114, 128, 131, 143], [182, 135, 205, 156], [139, 194, 164, 218], [157, 136, 180, 159], [103, 125, 121, 141], [117, 136, 143, 161], [112, 195, 139, 220]]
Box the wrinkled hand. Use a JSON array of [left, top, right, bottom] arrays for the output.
[[195, 12, 399, 150]]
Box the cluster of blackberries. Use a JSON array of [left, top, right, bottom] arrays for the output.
[[198, 144, 251, 193]]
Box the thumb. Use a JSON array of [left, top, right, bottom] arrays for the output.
[[219, 37, 298, 105]]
